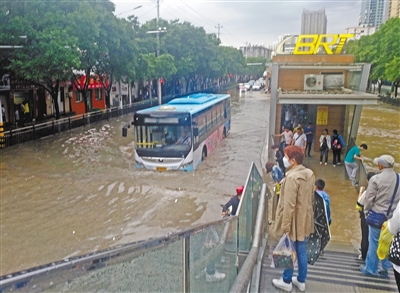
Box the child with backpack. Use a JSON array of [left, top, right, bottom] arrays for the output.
[[315, 179, 331, 225], [331, 129, 346, 167]]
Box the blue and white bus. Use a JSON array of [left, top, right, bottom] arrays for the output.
[[133, 93, 231, 171]]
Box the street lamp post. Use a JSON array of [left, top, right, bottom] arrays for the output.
[[147, 28, 167, 105]]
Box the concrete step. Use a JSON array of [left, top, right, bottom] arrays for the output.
[[260, 248, 397, 292]]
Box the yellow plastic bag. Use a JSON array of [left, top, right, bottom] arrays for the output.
[[377, 221, 394, 260]]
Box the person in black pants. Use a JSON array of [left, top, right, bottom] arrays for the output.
[[356, 172, 376, 260], [271, 144, 285, 175], [304, 122, 315, 157], [331, 129, 346, 167]]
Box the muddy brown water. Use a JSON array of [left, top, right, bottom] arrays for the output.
[[0, 95, 399, 276], [0, 90, 269, 275]]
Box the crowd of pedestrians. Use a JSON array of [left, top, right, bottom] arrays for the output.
[[268, 118, 400, 291]]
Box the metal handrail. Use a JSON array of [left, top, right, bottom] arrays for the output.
[[1, 162, 263, 293], [0, 215, 237, 288], [229, 183, 267, 293]]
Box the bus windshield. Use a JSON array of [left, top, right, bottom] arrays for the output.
[[135, 125, 192, 158]]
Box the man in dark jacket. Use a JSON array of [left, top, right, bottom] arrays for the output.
[[221, 186, 243, 216]]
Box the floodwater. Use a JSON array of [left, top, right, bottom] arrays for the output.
[[0, 89, 269, 276], [358, 103, 400, 172], [1, 93, 399, 276]]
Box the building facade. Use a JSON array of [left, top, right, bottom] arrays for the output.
[[388, 0, 400, 19], [344, 25, 376, 40], [301, 8, 327, 35], [240, 45, 272, 60], [359, 0, 389, 29]]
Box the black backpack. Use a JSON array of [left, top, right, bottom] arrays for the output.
[[332, 135, 342, 150]]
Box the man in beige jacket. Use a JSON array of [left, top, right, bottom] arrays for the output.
[[272, 145, 315, 292]]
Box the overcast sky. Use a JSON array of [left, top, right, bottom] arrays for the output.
[[112, 0, 361, 48]]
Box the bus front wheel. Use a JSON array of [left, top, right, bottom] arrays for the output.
[[223, 127, 226, 138], [202, 147, 207, 161]]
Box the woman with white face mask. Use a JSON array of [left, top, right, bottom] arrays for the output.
[[272, 145, 315, 292]]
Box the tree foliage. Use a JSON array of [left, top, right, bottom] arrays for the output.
[[0, 0, 263, 116], [347, 18, 400, 95]]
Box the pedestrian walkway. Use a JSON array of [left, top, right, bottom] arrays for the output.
[[260, 248, 397, 292], [261, 151, 397, 292]]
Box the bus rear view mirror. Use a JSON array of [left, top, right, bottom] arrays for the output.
[[122, 126, 128, 137], [193, 128, 199, 136]]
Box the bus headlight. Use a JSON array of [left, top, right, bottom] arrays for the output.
[[135, 160, 144, 167], [180, 161, 193, 169]]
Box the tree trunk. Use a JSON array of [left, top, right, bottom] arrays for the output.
[[378, 80, 382, 93], [184, 76, 190, 93], [52, 80, 60, 119]]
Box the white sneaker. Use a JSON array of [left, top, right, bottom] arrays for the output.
[[272, 278, 292, 292], [195, 268, 206, 279], [292, 276, 305, 291], [206, 271, 226, 282]]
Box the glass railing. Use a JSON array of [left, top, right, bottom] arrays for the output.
[[237, 163, 264, 252], [0, 163, 266, 293]]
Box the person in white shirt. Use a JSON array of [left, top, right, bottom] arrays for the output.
[[274, 126, 293, 149], [15, 108, 20, 128], [319, 129, 331, 166], [292, 127, 307, 152]]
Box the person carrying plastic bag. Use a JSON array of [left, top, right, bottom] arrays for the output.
[[272, 146, 315, 292], [377, 221, 394, 260], [272, 233, 297, 269]]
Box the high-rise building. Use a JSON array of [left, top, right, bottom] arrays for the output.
[[388, 0, 400, 19], [301, 8, 327, 34], [359, 0, 389, 29], [345, 25, 376, 40]]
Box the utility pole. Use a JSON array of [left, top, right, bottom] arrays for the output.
[[215, 23, 223, 40], [157, 0, 161, 105]]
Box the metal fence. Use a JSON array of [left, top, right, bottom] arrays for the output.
[[2, 99, 157, 148], [1, 84, 237, 149], [0, 163, 269, 293]]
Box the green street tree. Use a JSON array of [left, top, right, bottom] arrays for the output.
[[67, 0, 119, 113], [347, 17, 400, 96], [93, 16, 139, 108], [1, 0, 81, 119], [161, 20, 219, 92]]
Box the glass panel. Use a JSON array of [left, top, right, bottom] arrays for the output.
[[189, 219, 238, 293], [347, 70, 362, 91], [135, 125, 192, 157], [238, 163, 264, 252], [40, 241, 183, 293], [239, 181, 253, 252]]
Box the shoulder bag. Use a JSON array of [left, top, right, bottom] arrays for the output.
[[366, 173, 399, 228]]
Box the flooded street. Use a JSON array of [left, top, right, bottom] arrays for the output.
[[1, 92, 399, 276], [358, 103, 400, 172], [0, 90, 269, 276]]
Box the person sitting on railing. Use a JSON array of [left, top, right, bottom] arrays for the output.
[[221, 186, 243, 217]]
